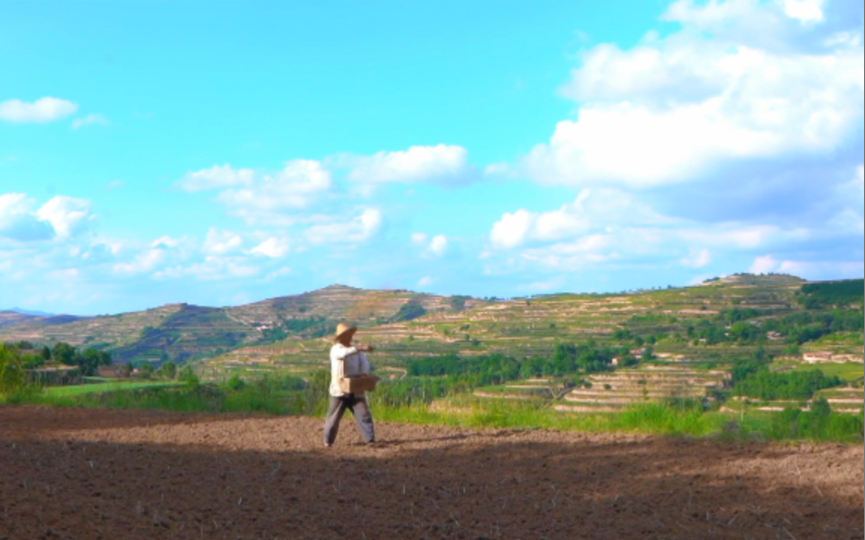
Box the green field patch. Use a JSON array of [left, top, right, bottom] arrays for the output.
[[790, 362, 863, 382], [44, 380, 184, 397], [474, 384, 555, 399], [816, 387, 865, 399]]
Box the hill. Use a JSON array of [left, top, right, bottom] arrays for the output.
[[209, 273, 831, 368], [1, 275, 861, 374], [0, 311, 42, 329], [8, 307, 56, 317], [0, 285, 486, 363]]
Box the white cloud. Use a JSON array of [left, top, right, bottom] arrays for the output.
[[824, 31, 862, 48], [218, 160, 332, 224], [113, 247, 168, 275], [0, 97, 78, 123], [250, 237, 290, 258], [105, 180, 125, 190], [517, 277, 565, 293], [677, 225, 797, 249], [418, 276, 434, 287], [411, 232, 428, 246], [485, 186, 818, 275], [305, 208, 383, 245], [0, 193, 55, 241], [155, 256, 259, 281], [50, 268, 80, 281], [747, 255, 863, 279], [843, 164, 864, 200], [71, 113, 109, 130], [776, 259, 865, 278], [661, 0, 827, 40], [489, 188, 671, 249], [518, 234, 616, 270], [203, 228, 243, 255], [490, 210, 534, 249], [428, 235, 448, 257], [180, 161, 333, 225], [261, 266, 292, 282], [36, 196, 92, 239], [778, 0, 825, 24], [412, 232, 450, 256], [0, 194, 94, 243], [750, 254, 779, 273], [151, 236, 185, 249], [178, 164, 255, 192], [529, 1, 863, 189], [826, 164, 865, 235], [483, 162, 518, 179], [681, 248, 712, 268], [347, 144, 473, 185]]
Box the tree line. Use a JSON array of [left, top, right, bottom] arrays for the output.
[[7, 341, 112, 377]]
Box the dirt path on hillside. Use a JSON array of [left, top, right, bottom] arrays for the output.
[[0, 405, 862, 540]]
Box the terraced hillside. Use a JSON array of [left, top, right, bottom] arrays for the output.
[[556, 366, 730, 413], [199, 275, 862, 417], [209, 274, 862, 373], [2, 274, 862, 385], [0, 311, 42, 328], [0, 285, 483, 364]]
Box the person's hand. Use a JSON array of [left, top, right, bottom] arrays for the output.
[[358, 344, 375, 352]]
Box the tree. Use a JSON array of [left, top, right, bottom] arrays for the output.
[[0, 343, 27, 395], [52, 342, 76, 366], [642, 345, 655, 362], [178, 365, 199, 386], [139, 362, 155, 377], [159, 360, 177, 380], [78, 348, 111, 376], [226, 373, 245, 391]]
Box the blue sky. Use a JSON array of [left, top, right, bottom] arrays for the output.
[[1, 0, 863, 315]]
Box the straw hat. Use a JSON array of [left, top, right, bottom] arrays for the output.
[[333, 322, 357, 342]]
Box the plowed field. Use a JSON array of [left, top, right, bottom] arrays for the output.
[[0, 406, 862, 540]]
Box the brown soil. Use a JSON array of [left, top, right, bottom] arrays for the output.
[[1, 405, 862, 540]]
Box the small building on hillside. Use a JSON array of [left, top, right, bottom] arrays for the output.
[[97, 365, 127, 378], [29, 366, 80, 386], [803, 352, 834, 364]]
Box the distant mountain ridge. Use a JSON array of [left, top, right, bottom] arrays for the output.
[[8, 307, 56, 317], [1, 275, 861, 367], [0, 285, 485, 363], [0, 308, 67, 329]]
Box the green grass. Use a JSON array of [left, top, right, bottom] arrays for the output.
[[802, 331, 865, 353], [790, 362, 863, 382], [30, 383, 299, 415], [473, 384, 555, 398], [372, 394, 862, 443], [7, 369, 862, 443], [374, 397, 726, 437], [43, 380, 183, 397]]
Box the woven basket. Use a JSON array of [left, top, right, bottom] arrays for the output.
[[339, 374, 380, 393]]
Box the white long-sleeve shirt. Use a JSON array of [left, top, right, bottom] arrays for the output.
[[329, 343, 371, 397]]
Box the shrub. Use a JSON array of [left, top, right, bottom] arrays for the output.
[[0, 343, 27, 395], [226, 374, 245, 391], [734, 369, 842, 400], [766, 399, 863, 442]]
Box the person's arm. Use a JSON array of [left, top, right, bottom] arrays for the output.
[[332, 343, 358, 361]]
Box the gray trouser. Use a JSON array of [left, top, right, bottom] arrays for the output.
[[323, 394, 375, 445]]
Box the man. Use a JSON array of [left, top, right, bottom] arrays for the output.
[[323, 323, 376, 447]]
